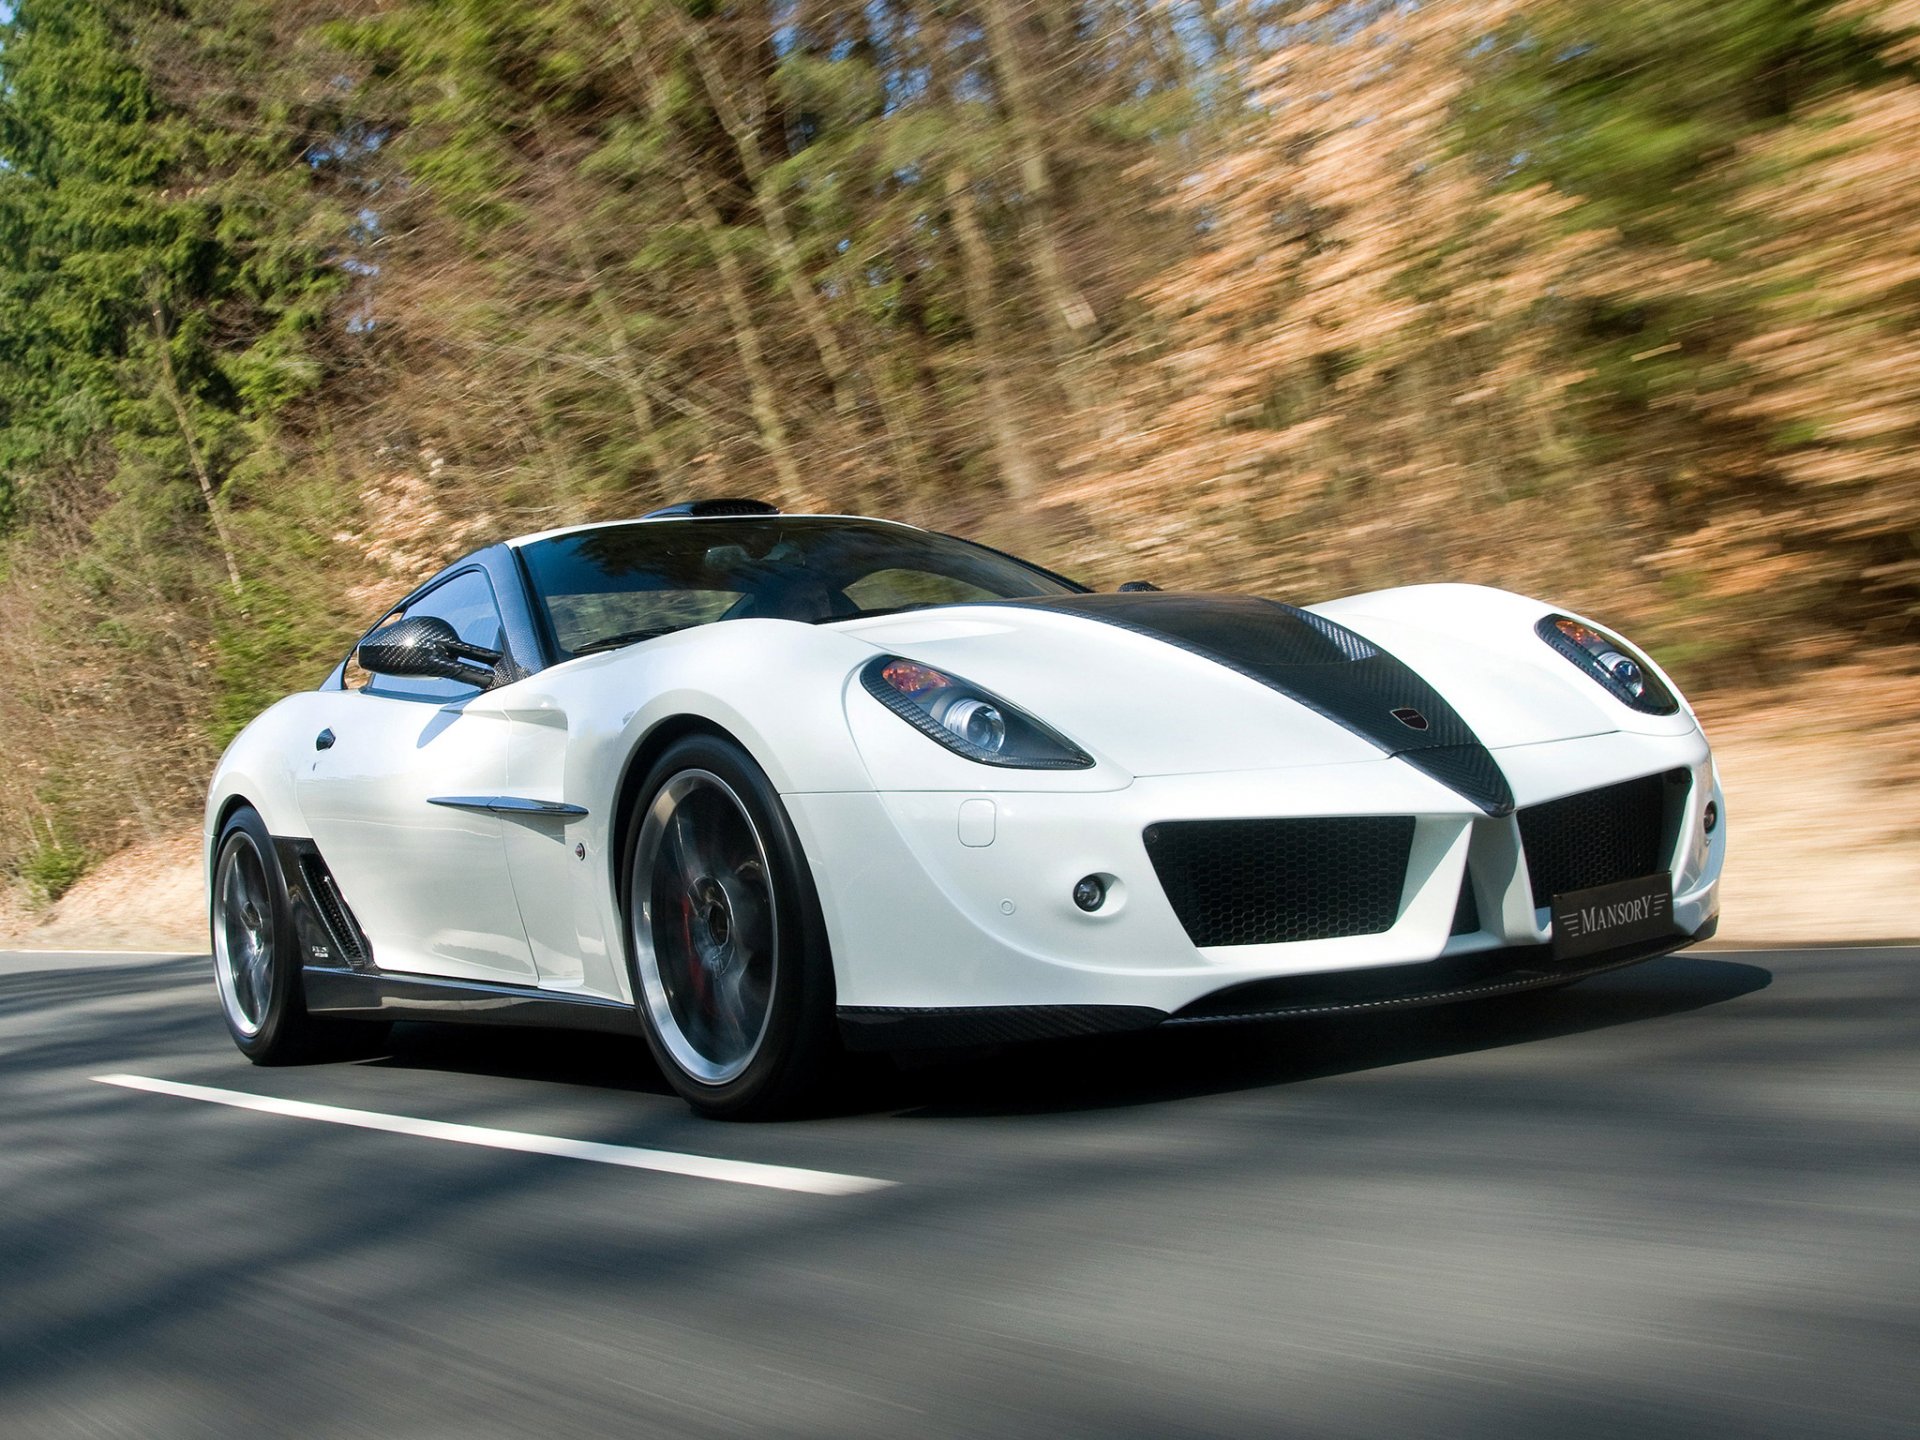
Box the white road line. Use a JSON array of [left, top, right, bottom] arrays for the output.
[[91, 1074, 893, 1197], [3, 949, 198, 957]]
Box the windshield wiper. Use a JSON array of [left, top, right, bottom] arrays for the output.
[[570, 625, 681, 656]]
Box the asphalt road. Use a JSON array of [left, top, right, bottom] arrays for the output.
[[2, 945, 1914, 1439]]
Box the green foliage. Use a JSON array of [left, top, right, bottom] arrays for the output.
[[0, 0, 362, 870], [1451, 0, 1912, 569], [1461, 1, 1888, 235], [0, 0, 348, 536], [21, 837, 89, 902], [1457, 1, 1892, 372]]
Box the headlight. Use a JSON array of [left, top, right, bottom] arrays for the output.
[[859, 656, 1093, 769], [1536, 614, 1680, 715]]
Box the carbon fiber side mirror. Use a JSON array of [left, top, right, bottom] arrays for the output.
[[357, 616, 497, 687]]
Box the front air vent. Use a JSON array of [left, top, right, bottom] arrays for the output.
[[1516, 772, 1676, 908], [1145, 816, 1415, 947]]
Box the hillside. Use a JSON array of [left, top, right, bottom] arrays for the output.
[[2, 1, 1918, 892]]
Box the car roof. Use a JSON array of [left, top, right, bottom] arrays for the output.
[[502, 512, 927, 549]]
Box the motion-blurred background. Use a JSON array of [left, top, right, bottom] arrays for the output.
[[0, 0, 1915, 936]]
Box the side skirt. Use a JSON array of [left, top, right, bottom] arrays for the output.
[[304, 966, 644, 1037]]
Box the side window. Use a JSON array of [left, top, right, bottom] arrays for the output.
[[362, 569, 508, 704]]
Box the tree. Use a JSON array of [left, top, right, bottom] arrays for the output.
[[0, 0, 352, 871]]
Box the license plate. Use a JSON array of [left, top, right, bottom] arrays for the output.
[[1550, 872, 1675, 960]]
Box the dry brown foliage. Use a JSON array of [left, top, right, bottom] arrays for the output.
[[4, 0, 1920, 882]]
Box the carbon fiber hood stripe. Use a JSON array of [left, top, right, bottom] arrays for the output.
[[995, 593, 1516, 816]]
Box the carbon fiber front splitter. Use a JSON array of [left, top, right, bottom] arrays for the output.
[[834, 916, 1718, 1051]]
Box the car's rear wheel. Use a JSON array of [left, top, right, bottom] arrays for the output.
[[211, 806, 388, 1063], [624, 735, 836, 1118]]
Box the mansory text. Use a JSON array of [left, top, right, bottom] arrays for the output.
[[206, 501, 1725, 1116]]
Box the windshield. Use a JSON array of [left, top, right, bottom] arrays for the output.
[[519, 517, 1083, 660]]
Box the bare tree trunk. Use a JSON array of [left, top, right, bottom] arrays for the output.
[[680, 177, 805, 496], [149, 305, 244, 596], [981, 0, 1096, 347], [611, 12, 803, 495], [946, 165, 1043, 508], [561, 225, 675, 486], [1197, 0, 1237, 65], [677, 19, 857, 412]]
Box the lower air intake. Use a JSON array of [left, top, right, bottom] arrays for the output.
[[1516, 772, 1676, 908], [1145, 816, 1414, 948]]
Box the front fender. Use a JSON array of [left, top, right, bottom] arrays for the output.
[[204, 694, 326, 880], [484, 619, 886, 807]]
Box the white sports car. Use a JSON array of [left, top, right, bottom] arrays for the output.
[[206, 500, 1724, 1116]]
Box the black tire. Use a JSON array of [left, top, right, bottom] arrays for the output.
[[209, 806, 389, 1064], [621, 734, 838, 1119]]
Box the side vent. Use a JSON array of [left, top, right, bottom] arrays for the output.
[[300, 854, 370, 966], [272, 838, 375, 970]]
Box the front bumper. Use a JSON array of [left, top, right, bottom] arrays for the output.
[[786, 725, 1725, 1038]]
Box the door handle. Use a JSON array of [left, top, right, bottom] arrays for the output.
[[315, 728, 336, 751]]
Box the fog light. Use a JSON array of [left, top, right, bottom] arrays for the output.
[[1704, 799, 1719, 833], [1072, 875, 1107, 912]]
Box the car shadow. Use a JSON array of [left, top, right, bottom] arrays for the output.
[[359, 1022, 678, 1097], [871, 953, 1773, 1119], [357, 952, 1772, 1120]]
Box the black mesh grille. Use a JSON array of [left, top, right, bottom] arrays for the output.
[[300, 854, 367, 964], [1517, 773, 1673, 908], [1145, 816, 1414, 947]]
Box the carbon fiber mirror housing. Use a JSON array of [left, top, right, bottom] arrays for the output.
[[357, 616, 496, 687]]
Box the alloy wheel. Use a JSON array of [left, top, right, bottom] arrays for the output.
[[631, 769, 779, 1085], [213, 835, 275, 1037]]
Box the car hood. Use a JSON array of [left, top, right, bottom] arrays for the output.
[[833, 592, 1670, 811]]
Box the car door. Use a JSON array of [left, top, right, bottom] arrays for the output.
[[295, 568, 539, 985]]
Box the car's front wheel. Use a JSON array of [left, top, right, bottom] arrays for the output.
[[624, 735, 837, 1118], [210, 805, 387, 1063]]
